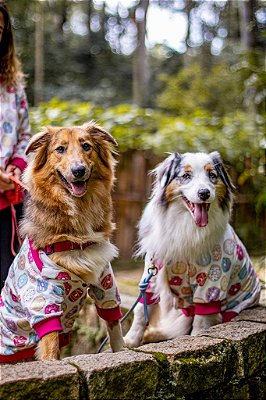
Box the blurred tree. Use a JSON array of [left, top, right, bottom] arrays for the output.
[[132, 0, 150, 106], [157, 61, 243, 115], [8, 0, 265, 110], [9, 0, 134, 105], [238, 0, 262, 50], [156, 0, 265, 117], [34, 0, 44, 105]]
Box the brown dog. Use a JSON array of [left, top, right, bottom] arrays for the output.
[[0, 123, 125, 362]]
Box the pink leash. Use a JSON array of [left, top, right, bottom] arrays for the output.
[[10, 204, 22, 256], [7, 175, 29, 256]]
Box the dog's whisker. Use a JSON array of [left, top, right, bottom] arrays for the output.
[[171, 194, 183, 200]]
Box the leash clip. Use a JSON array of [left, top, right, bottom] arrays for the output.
[[147, 265, 158, 276], [139, 264, 158, 326]]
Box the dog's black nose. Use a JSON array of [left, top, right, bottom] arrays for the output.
[[198, 188, 210, 201], [71, 166, 86, 178]]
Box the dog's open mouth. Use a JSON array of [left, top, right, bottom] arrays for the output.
[[182, 196, 210, 228], [58, 171, 89, 197]]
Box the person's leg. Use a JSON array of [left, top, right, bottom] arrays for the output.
[[0, 203, 23, 290]]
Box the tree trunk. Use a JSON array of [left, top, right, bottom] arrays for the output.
[[84, 0, 93, 45], [132, 0, 150, 107], [34, 1, 44, 105], [228, 0, 241, 41], [238, 0, 259, 50]]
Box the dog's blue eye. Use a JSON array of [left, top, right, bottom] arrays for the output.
[[56, 146, 65, 154], [82, 143, 91, 151]]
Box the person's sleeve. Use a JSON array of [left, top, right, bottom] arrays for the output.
[[10, 87, 31, 171]]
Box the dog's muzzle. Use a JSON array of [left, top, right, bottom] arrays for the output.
[[58, 170, 90, 197]]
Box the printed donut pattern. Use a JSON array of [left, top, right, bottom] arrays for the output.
[[0, 238, 121, 356], [163, 226, 260, 310], [87, 269, 121, 310]]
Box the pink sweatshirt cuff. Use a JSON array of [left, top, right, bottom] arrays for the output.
[[33, 316, 63, 339], [182, 305, 195, 317], [195, 301, 222, 315], [10, 157, 27, 172], [96, 305, 123, 321]]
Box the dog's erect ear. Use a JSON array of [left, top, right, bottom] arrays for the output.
[[210, 151, 235, 191], [159, 153, 182, 189], [25, 129, 51, 156], [82, 122, 118, 147]]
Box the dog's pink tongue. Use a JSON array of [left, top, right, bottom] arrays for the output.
[[70, 182, 86, 196], [194, 203, 208, 227]]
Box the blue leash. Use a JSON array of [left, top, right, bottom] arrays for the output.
[[96, 267, 157, 353]]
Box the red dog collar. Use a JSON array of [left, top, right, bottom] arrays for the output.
[[42, 240, 96, 255]]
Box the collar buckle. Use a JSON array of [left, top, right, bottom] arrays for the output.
[[45, 244, 54, 255]]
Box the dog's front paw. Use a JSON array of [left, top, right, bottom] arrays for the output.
[[103, 345, 127, 353], [124, 334, 142, 349], [116, 345, 128, 352], [191, 313, 222, 336], [111, 342, 127, 353]]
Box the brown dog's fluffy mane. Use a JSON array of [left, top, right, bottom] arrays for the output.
[[20, 122, 117, 249]]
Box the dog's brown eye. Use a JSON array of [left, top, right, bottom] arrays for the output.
[[180, 173, 192, 184], [209, 172, 218, 183], [82, 143, 91, 151], [56, 146, 65, 154]]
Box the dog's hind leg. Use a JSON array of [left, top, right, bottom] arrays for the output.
[[124, 302, 159, 348], [144, 310, 193, 343], [36, 331, 60, 360], [106, 320, 125, 352]]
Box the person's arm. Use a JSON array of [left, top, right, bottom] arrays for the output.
[[9, 86, 31, 173]]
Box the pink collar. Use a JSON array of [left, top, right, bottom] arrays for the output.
[[41, 240, 96, 255], [29, 239, 96, 272]]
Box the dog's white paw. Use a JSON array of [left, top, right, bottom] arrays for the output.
[[190, 328, 201, 336], [111, 343, 127, 352], [123, 334, 142, 348], [191, 313, 222, 335]]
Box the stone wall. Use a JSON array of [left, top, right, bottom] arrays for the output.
[[0, 306, 265, 400]]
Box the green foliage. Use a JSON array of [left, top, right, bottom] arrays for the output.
[[30, 97, 264, 176], [156, 57, 266, 117], [30, 98, 265, 252]]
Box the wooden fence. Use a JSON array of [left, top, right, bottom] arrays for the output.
[[112, 150, 162, 259]]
